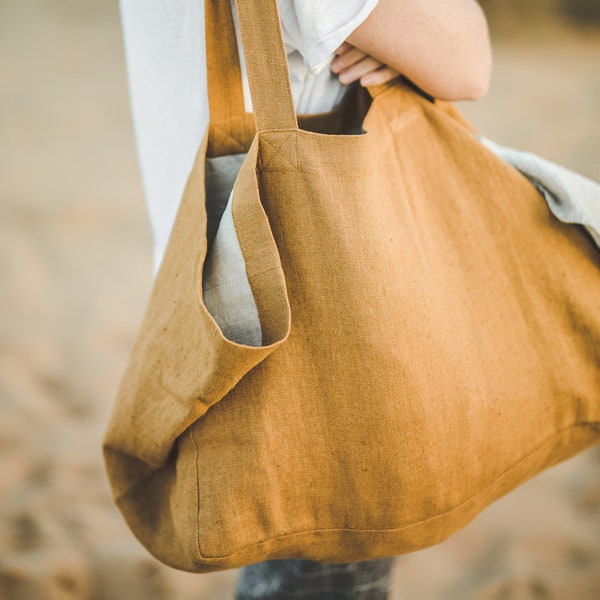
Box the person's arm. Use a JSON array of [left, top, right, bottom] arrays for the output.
[[332, 0, 492, 101]]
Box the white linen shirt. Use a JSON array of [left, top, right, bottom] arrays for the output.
[[119, 0, 379, 269]]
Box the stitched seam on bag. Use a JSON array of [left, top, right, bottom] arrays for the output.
[[202, 266, 282, 291], [260, 136, 295, 171], [260, 133, 299, 172], [255, 128, 371, 175], [193, 421, 596, 561], [190, 425, 203, 561], [211, 123, 248, 154]]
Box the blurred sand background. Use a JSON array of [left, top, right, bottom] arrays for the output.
[[1, 1, 599, 598]]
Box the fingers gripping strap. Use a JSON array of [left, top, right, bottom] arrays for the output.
[[234, 0, 298, 131]]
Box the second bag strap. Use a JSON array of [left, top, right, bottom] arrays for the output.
[[205, 0, 298, 133], [205, 0, 245, 125]]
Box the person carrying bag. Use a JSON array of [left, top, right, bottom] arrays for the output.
[[105, 0, 600, 595]]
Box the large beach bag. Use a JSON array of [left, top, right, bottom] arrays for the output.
[[103, 0, 600, 573]]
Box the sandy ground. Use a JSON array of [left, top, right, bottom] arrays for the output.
[[1, 2, 599, 599]]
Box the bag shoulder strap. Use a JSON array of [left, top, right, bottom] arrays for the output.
[[205, 0, 298, 133], [205, 0, 246, 124]]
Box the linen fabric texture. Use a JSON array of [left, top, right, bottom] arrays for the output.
[[103, 0, 600, 573], [118, 0, 378, 270], [480, 136, 600, 247]]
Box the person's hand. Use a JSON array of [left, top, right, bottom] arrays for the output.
[[330, 42, 400, 87]]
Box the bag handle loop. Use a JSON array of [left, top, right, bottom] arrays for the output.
[[205, 0, 298, 132], [205, 0, 246, 124]]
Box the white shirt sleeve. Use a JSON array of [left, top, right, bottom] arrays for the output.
[[279, 0, 380, 72]]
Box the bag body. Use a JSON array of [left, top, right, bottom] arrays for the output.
[[104, 0, 600, 573]]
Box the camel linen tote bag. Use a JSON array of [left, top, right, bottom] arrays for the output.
[[104, 0, 600, 573]]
